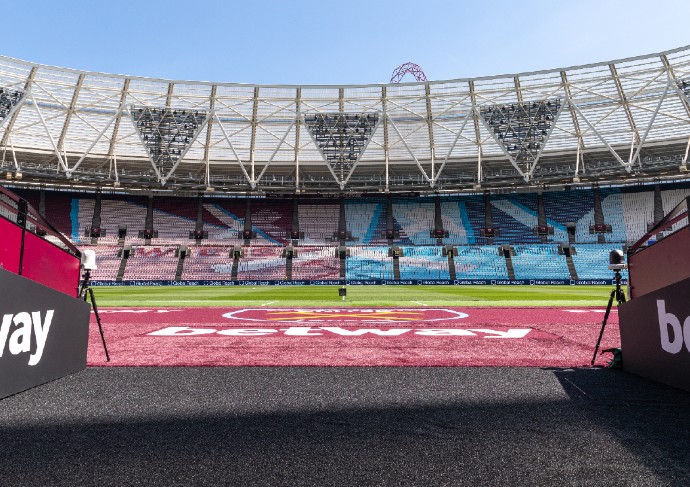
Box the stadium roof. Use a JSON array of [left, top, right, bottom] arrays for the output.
[[2, 45, 690, 195]]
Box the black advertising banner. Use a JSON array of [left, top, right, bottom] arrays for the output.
[[0, 267, 90, 400], [618, 275, 690, 392]]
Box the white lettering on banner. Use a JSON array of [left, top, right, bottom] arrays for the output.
[[281, 327, 324, 336], [0, 310, 54, 366], [656, 300, 690, 354], [320, 327, 412, 336], [467, 329, 532, 339], [147, 326, 532, 339], [30, 311, 53, 366], [217, 329, 277, 336], [98, 309, 181, 314], [415, 329, 476, 336], [148, 327, 216, 336]]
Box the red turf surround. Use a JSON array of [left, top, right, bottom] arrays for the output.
[[86, 307, 620, 367]]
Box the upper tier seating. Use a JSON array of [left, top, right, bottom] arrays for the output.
[[151, 197, 197, 243], [542, 189, 598, 243], [620, 190, 654, 244], [203, 202, 248, 245], [490, 195, 541, 244], [93, 197, 149, 245], [599, 189, 627, 243], [298, 202, 339, 244], [393, 199, 436, 245], [661, 188, 690, 234], [462, 195, 492, 245], [250, 199, 292, 244], [440, 200, 472, 245], [344, 199, 387, 244]]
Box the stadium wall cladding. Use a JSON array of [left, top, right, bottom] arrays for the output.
[[90, 279, 625, 287]]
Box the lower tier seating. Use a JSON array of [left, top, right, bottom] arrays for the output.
[[77, 243, 630, 282], [511, 245, 571, 280]]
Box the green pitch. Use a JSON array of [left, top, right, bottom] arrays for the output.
[[90, 285, 621, 308]]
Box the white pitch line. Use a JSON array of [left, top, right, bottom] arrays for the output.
[[411, 301, 428, 306], [261, 301, 277, 307]]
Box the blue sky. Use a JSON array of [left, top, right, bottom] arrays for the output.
[[5, 0, 690, 85]]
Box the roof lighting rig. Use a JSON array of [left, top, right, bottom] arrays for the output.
[[480, 99, 562, 177], [304, 112, 379, 175], [0, 87, 23, 122], [131, 106, 207, 182]]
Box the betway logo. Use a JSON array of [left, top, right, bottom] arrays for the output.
[[657, 300, 690, 354], [0, 310, 53, 366], [149, 327, 531, 338]]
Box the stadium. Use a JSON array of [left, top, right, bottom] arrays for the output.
[[2, 31, 690, 485]]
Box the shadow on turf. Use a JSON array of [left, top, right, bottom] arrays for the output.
[[0, 368, 689, 486]]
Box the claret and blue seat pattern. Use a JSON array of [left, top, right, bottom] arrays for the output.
[[7, 184, 688, 282]]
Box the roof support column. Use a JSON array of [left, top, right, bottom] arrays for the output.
[[513, 76, 524, 104], [468, 80, 483, 188], [108, 78, 130, 185], [57, 73, 85, 168], [204, 85, 217, 188], [424, 82, 436, 183], [249, 87, 259, 188], [295, 87, 301, 192], [165, 82, 175, 108], [560, 71, 585, 180], [609, 64, 640, 165], [382, 86, 389, 191]]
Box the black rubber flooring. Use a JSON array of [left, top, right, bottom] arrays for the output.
[[1, 367, 689, 486]]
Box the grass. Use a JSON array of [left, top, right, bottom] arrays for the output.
[[89, 285, 621, 308]]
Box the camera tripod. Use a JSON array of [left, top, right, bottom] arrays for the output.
[[591, 268, 626, 365], [80, 270, 110, 362]]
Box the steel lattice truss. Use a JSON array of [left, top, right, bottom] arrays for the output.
[[480, 99, 562, 180], [0, 87, 23, 122], [131, 106, 207, 183], [390, 63, 427, 83], [3, 46, 690, 194], [304, 112, 379, 188], [678, 79, 690, 99]]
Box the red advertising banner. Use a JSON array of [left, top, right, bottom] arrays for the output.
[[0, 195, 80, 297], [22, 231, 80, 298], [0, 217, 21, 273]]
